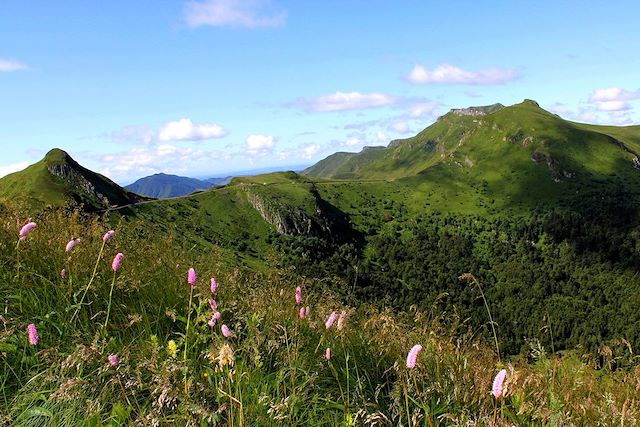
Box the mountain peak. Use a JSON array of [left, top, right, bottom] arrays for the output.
[[448, 103, 505, 117], [44, 148, 72, 164]]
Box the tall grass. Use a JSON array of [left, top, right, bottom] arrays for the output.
[[1, 207, 639, 425]]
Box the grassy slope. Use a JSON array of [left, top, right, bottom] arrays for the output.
[[0, 148, 141, 210]]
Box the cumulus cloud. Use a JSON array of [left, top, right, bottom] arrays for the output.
[[405, 101, 439, 118], [99, 144, 210, 181], [245, 134, 275, 157], [291, 92, 397, 113], [0, 161, 30, 177], [0, 58, 28, 72], [588, 87, 639, 112], [184, 0, 286, 28], [158, 118, 226, 141], [406, 64, 518, 85]]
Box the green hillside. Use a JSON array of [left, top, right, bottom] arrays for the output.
[[125, 173, 231, 198], [0, 148, 145, 210]]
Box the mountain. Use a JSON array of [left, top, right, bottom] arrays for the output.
[[125, 173, 231, 198], [0, 148, 145, 210]]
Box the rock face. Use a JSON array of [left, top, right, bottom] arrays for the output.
[[245, 185, 349, 240], [47, 163, 110, 206], [450, 103, 505, 117]]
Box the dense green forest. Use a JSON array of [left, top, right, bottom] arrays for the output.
[[273, 188, 640, 357]]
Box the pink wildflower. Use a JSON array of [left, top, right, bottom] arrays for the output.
[[325, 347, 331, 361], [295, 286, 302, 304], [187, 268, 196, 286], [209, 299, 217, 311], [299, 306, 305, 319], [102, 230, 115, 242], [65, 238, 79, 253], [325, 311, 337, 329], [19, 222, 36, 240], [221, 324, 232, 338], [305, 306, 310, 317], [210, 277, 217, 294], [406, 344, 422, 369], [108, 354, 119, 367], [492, 369, 507, 399], [60, 268, 66, 279], [27, 323, 39, 346], [111, 253, 124, 272]]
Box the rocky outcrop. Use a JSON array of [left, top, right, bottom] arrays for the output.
[[450, 103, 505, 117], [47, 163, 110, 206]]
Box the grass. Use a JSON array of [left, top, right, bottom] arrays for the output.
[[2, 207, 640, 426]]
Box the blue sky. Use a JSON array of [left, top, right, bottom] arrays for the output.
[[1, 0, 639, 184]]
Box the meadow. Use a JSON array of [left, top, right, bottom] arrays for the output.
[[1, 206, 639, 426]]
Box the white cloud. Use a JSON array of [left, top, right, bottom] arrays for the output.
[[406, 63, 518, 85], [0, 161, 30, 177], [594, 101, 631, 112], [589, 87, 640, 102], [158, 118, 226, 141], [344, 137, 362, 146], [301, 143, 321, 159], [184, 0, 286, 28], [389, 121, 409, 134], [292, 91, 397, 113], [245, 134, 275, 157], [99, 144, 209, 181], [406, 101, 438, 118], [0, 58, 28, 72]]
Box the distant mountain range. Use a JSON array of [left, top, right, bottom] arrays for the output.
[[125, 173, 231, 198]]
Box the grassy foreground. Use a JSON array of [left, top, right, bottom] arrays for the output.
[[1, 208, 639, 426]]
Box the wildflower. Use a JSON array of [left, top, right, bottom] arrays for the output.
[[167, 340, 178, 358], [337, 310, 347, 331], [65, 238, 79, 253], [27, 323, 39, 346], [108, 354, 119, 367], [221, 324, 233, 338], [187, 268, 196, 286], [111, 253, 124, 272], [279, 288, 284, 296], [209, 299, 217, 311], [299, 307, 305, 319], [325, 311, 337, 329], [305, 306, 310, 317], [208, 311, 221, 328], [218, 343, 234, 367], [492, 369, 507, 399], [325, 347, 331, 361], [295, 286, 302, 304], [210, 277, 217, 293], [60, 268, 66, 279], [406, 344, 422, 369], [102, 230, 115, 242], [19, 222, 36, 240]]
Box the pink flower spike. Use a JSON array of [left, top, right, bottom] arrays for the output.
[[325, 311, 337, 329], [406, 344, 423, 369], [102, 230, 115, 242], [108, 354, 119, 367], [111, 253, 124, 272], [305, 306, 310, 317], [19, 222, 36, 240], [298, 306, 305, 319], [295, 286, 302, 304], [60, 268, 66, 279], [213, 311, 221, 321], [27, 323, 39, 346], [65, 238, 79, 253], [337, 310, 347, 331], [210, 277, 217, 294], [325, 347, 331, 361], [187, 268, 196, 286], [492, 369, 507, 399], [209, 299, 217, 311], [221, 324, 232, 338]]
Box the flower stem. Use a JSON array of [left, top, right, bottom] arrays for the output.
[[184, 284, 194, 394], [473, 277, 501, 362], [103, 270, 117, 335], [71, 239, 106, 323]]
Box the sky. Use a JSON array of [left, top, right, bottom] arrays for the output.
[[1, 0, 639, 184]]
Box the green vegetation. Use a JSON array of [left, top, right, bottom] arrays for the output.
[[124, 173, 230, 198], [0, 149, 143, 210], [2, 207, 639, 425]]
